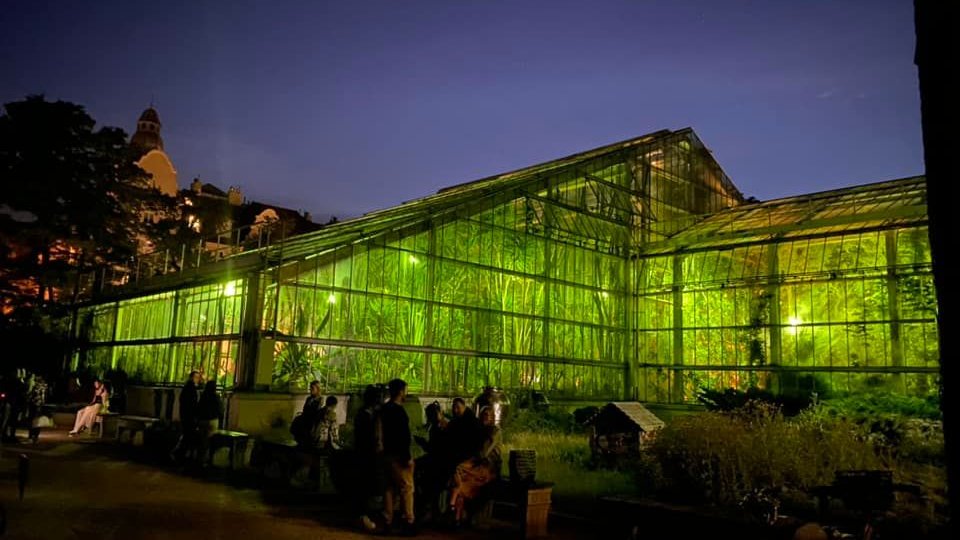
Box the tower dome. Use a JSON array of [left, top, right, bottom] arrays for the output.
[[130, 106, 177, 196], [131, 106, 164, 151]]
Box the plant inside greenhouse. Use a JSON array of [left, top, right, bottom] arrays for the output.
[[67, 128, 937, 406]]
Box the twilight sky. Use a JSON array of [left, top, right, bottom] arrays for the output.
[[1, 0, 922, 220]]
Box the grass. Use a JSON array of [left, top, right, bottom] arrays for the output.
[[502, 431, 636, 501], [499, 400, 946, 534]]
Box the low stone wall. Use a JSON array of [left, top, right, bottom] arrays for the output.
[[121, 386, 440, 437]]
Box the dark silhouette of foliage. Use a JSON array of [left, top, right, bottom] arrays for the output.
[[0, 95, 179, 323]]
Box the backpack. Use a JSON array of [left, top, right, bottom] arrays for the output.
[[290, 413, 308, 443]]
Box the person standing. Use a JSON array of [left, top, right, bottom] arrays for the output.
[[195, 380, 222, 467], [26, 375, 48, 443], [446, 397, 481, 465], [312, 395, 340, 451], [377, 379, 416, 536], [172, 371, 201, 461], [292, 380, 322, 448], [354, 385, 383, 532]]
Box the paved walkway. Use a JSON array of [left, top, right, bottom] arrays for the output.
[[0, 429, 589, 539]]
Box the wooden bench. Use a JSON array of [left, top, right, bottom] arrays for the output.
[[492, 480, 554, 538], [208, 430, 251, 470], [115, 415, 161, 445], [454, 479, 551, 537]]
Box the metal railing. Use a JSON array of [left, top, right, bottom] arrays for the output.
[[72, 220, 289, 302]]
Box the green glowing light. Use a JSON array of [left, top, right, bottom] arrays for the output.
[[327, 293, 337, 304], [408, 255, 420, 264], [223, 281, 238, 297]]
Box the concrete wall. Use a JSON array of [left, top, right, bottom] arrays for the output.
[[124, 386, 443, 437], [226, 392, 352, 437]]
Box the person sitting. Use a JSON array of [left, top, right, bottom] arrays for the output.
[[69, 379, 110, 436], [448, 406, 502, 525]]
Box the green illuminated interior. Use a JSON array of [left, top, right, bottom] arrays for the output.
[[70, 128, 938, 401], [74, 279, 245, 386]]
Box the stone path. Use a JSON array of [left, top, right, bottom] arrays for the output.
[[0, 429, 590, 539]]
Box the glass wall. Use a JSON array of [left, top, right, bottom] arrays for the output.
[[261, 131, 738, 397], [69, 129, 936, 404], [635, 179, 937, 402], [73, 279, 246, 386]]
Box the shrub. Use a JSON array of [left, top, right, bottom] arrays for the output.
[[507, 407, 579, 434], [696, 386, 814, 417], [822, 391, 941, 420], [649, 400, 886, 506]]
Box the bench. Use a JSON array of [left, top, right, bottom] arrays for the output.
[[93, 412, 120, 438], [251, 437, 333, 490], [490, 480, 554, 538], [40, 403, 84, 429], [812, 469, 926, 523], [450, 478, 551, 537], [208, 430, 251, 470], [115, 415, 162, 445]]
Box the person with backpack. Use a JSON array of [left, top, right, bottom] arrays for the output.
[[292, 380, 322, 448]]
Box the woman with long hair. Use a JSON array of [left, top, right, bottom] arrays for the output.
[[448, 405, 502, 524], [69, 379, 109, 436]]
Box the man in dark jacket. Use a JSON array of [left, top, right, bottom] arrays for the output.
[[172, 371, 201, 461], [377, 379, 415, 535], [293, 380, 322, 447], [446, 397, 482, 464], [353, 384, 382, 532]]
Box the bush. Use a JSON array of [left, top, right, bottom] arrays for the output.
[[507, 407, 579, 434], [822, 391, 941, 420], [696, 386, 814, 417], [649, 400, 887, 506]]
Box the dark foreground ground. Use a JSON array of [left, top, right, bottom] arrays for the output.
[[0, 428, 600, 540]]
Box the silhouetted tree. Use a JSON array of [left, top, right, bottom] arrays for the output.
[[0, 95, 179, 324]]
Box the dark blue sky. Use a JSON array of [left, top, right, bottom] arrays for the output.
[[1, 1, 922, 220]]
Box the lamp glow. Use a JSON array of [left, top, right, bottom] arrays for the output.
[[408, 255, 420, 264], [787, 316, 802, 335], [327, 293, 337, 304], [223, 281, 238, 297]]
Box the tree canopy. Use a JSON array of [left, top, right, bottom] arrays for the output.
[[0, 95, 181, 324]]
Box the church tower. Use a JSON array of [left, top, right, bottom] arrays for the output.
[[131, 106, 178, 196]]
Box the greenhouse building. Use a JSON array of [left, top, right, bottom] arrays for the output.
[[68, 128, 938, 431]]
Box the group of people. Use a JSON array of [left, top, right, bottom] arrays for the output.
[[291, 380, 340, 451], [347, 378, 502, 536], [0, 369, 49, 443], [172, 371, 223, 466]]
